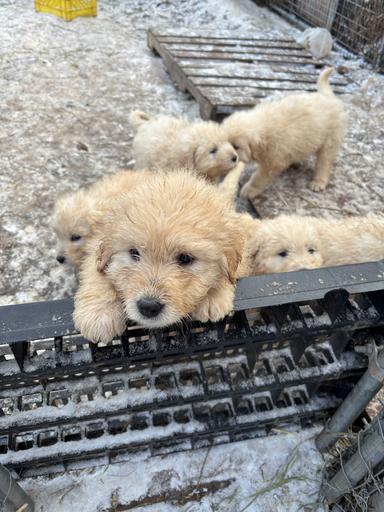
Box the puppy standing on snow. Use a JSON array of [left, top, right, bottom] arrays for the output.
[[221, 67, 346, 199], [129, 111, 239, 180], [74, 170, 250, 343]]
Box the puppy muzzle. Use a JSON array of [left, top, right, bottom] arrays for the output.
[[137, 296, 165, 319]]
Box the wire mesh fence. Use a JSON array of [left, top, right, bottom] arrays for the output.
[[268, 0, 384, 70]]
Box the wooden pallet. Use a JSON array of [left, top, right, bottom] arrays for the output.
[[147, 29, 347, 120]]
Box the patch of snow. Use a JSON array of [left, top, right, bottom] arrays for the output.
[[20, 427, 325, 512]]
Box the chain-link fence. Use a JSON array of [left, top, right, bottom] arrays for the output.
[[268, 0, 384, 70]]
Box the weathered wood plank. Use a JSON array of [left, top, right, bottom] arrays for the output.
[[147, 29, 346, 121], [184, 67, 347, 86], [161, 40, 308, 51], [156, 34, 303, 46], [164, 44, 313, 58], [200, 86, 266, 100], [180, 62, 322, 76], [188, 76, 346, 93], [147, 29, 216, 119], [169, 50, 316, 64]]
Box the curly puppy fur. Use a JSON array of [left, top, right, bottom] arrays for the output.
[[315, 214, 384, 267], [221, 67, 346, 199], [130, 111, 239, 180], [247, 215, 324, 274], [52, 170, 146, 268], [74, 170, 249, 343], [246, 214, 384, 275]]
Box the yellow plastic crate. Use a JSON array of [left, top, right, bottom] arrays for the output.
[[35, 0, 97, 21]]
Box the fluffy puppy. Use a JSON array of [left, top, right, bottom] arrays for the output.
[[247, 215, 324, 275], [129, 111, 239, 180], [246, 214, 384, 275], [221, 67, 346, 199], [52, 170, 145, 268], [74, 171, 247, 343], [52, 190, 95, 268], [315, 214, 384, 267]]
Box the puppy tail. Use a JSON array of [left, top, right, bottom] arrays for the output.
[[218, 162, 244, 204], [317, 67, 334, 96], [129, 110, 151, 128]]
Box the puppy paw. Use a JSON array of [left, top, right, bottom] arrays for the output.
[[192, 286, 234, 323], [240, 181, 261, 200], [74, 301, 126, 344], [309, 179, 328, 192]]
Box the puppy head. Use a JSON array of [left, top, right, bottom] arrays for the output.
[[221, 111, 263, 163], [186, 122, 239, 179], [249, 215, 323, 274], [228, 135, 253, 163], [52, 190, 94, 268], [97, 171, 244, 328]]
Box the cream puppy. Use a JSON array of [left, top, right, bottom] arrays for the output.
[[130, 111, 239, 180], [221, 67, 346, 199], [247, 215, 323, 274], [52, 170, 147, 268], [74, 170, 248, 343], [246, 214, 384, 275], [315, 214, 384, 267]]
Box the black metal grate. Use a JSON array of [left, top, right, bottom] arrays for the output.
[[0, 261, 383, 473]]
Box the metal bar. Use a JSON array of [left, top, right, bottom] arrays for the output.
[[0, 464, 34, 511], [316, 343, 384, 452], [234, 260, 384, 312], [1, 261, 384, 346], [0, 298, 75, 344], [321, 412, 384, 503], [370, 490, 384, 512], [0, 355, 364, 436], [3, 395, 339, 473]]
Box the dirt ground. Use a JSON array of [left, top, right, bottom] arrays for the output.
[[0, 0, 383, 306]]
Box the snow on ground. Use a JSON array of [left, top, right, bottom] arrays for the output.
[[22, 428, 324, 512], [0, 0, 383, 305], [0, 0, 383, 509]]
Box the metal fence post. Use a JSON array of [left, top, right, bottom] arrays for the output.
[[316, 342, 384, 452], [0, 465, 34, 512]]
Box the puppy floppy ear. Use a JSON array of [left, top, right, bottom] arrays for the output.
[[247, 225, 266, 274], [238, 216, 263, 276], [222, 221, 247, 284], [244, 138, 256, 162], [223, 245, 243, 284], [192, 143, 203, 172], [96, 238, 114, 273]]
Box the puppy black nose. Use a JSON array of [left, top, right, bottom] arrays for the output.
[[137, 297, 164, 318], [56, 255, 66, 264], [231, 154, 238, 163]]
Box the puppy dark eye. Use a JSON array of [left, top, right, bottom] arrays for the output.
[[70, 234, 82, 242], [177, 253, 194, 265], [233, 144, 240, 151], [308, 248, 316, 254], [278, 250, 288, 258], [129, 248, 140, 261], [209, 147, 217, 154]]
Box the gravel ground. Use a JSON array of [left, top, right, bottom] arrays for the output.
[[0, 0, 383, 305]]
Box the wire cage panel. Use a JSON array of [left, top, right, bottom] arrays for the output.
[[271, 0, 384, 70]]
